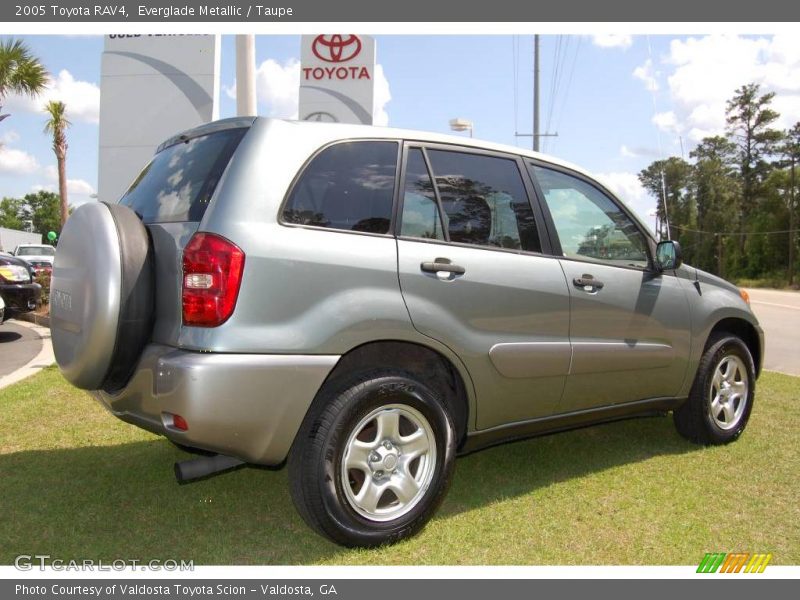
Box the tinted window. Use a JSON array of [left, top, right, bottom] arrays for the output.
[[426, 150, 541, 252], [283, 141, 398, 234], [533, 165, 649, 268], [400, 149, 445, 240], [121, 127, 247, 223]]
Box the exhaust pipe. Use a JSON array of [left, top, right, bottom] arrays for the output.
[[27, 299, 37, 310], [174, 454, 245, 483]]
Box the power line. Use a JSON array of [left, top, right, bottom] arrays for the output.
[[512, 35, 519, 145], [550, 37, 581, 154], [671, 224, 799, 236]]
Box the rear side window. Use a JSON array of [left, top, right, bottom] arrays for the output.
[[282, 141, 398, 235], [400, 149, 445, 240], [424, 150, 541, 252], [120, 127, 248, 223]]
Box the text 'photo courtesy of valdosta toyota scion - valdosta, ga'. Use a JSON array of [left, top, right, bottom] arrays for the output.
[[15, 584, 338, 596]]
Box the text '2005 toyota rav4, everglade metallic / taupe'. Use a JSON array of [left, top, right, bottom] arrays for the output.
[[50, 118, 763, 547]]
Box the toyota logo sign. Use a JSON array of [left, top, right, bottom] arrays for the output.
[[312, 35, 362, 63]]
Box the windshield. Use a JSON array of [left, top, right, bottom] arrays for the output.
[[120, 127, 248, 224], [17, 246, 55, 256]]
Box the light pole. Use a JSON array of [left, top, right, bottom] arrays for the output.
[[449, 118, 473, 138]]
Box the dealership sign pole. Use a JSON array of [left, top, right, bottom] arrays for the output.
[[299, 34, 376, 124]]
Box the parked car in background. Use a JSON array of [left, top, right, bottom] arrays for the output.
[[24, 259, 53, 278], [0, 294, 5, 323], [13, 244, 56, 267], [0, 254, 42, 314], [50, 118, 763, 547]]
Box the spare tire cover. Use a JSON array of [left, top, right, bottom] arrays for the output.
[[50, 202, 153, 391]]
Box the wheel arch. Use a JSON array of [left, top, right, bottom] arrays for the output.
[[706, 317, 762, 377], [320, 340, 474, 447]]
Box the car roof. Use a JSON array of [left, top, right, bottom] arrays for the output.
[[262, 118, 597, 179], [171, 117, 656, 239]]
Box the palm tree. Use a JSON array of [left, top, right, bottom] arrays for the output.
[[43, 100, 70, 227], [0, 38, 48, 123]]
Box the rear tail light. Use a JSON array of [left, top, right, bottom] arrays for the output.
[[182, 232, 245, 327]]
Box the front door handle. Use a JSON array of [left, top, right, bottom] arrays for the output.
[[421, 258, 466, 276], [573, 274, 604, 292]]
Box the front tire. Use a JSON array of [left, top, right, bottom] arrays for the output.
[[288, 370, 456, 547], [674, 333, 755, 445]]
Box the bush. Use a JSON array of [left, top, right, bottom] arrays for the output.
[[34, 271, 51, 308]]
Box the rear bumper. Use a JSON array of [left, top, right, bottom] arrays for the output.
[[94, 344, 339, 465]]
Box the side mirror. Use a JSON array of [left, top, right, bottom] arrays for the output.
[[655, 240, 683, 271]]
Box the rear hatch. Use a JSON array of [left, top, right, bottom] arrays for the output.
[[118, 117, 253, 346]]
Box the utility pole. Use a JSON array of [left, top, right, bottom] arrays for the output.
[[790, 155, 796, 286], [515, 34, 557, 151], [533, 34, 540, 152]]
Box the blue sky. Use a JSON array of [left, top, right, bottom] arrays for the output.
[[1, 34, 799, 227]]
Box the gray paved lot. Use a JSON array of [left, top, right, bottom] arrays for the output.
[[0, 320, 43, 377], [745, 288, 800, 376]]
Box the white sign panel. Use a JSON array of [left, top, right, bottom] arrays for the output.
[[98, 34, 220, 203], [299, 35, 376, 125]]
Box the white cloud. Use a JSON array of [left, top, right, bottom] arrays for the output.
[[639, 35, 800, 143], [226, 58, 302, 119], [591, 35, 633, 50], [620, 145, 638, 158], [256, 58, 302, 119], [33, 178, 95, 196], [226, 58, 392, 124], [5, 69, 100, 124], [0, 146, 40, 175], [652, 111, 680, 134], [594, 171, 654, 224], [633, 58, 659, 92], [373, 64, 391, 127], [0, 130, 20, 145]]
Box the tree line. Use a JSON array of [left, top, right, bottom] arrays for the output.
[[639, 83, 799, 286], [0, 190, 63, 238]]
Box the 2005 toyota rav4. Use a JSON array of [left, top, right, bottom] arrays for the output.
[[51, 117, 763, 547]]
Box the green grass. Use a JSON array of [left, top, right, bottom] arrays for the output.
[[1, 367, 798, 565]]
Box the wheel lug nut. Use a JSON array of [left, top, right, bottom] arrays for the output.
[[374, 470, 383, 479], [370, 452, 380, 462], [383, 441, 392, 449]]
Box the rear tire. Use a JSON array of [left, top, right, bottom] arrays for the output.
[[674, 332, 755, 445], [288, 370, 456, 547]]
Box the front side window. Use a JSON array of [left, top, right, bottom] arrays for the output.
[[423, 149, 541, 252], [283, 141, 398, 235], [532, 165, 649, 268]]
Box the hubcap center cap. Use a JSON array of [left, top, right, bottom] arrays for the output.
[[370, 441, 400, 475]]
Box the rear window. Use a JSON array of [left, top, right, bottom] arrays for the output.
[[120, 127, 248, 223], [16, 246, 55, 256], [282, 141, 398, 234]]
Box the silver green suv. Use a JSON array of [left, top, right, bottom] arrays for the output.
[[50, 117, 763, 547]]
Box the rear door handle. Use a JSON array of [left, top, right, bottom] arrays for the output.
[[420, 259, 466, 275], [573, 275, 604, 291]]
